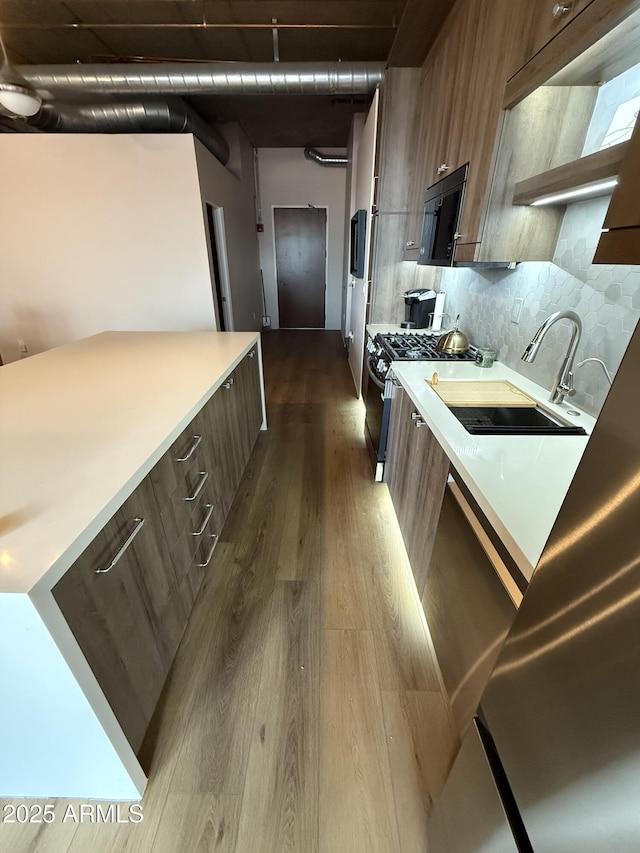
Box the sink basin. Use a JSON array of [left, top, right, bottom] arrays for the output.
[[448, 405, 587, 435]]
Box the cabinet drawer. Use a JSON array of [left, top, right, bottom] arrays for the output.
[[170, 489, 225, 587], [53, 478, 176, 752], [149, 418, 209, 511], [159, 463, 214, 549]]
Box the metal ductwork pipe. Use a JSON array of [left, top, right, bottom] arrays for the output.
[[304, 147, 348, 167], [19, 61, 384, 97], [27, 96, 230, 164]]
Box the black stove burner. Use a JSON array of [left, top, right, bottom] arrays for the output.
[[376, 332, 476, 362]]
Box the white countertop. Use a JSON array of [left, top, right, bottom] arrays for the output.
[[368, 323, 595, 579], [0, 331, 260, 595], [391, 359, 595, 581]]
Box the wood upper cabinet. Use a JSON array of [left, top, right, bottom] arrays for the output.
[[384, 385, 450, 598], [400, 0, 639, 266], [506, 0, 596, 81], [409, 0, 542, 260], [593, 117, 640, 264]]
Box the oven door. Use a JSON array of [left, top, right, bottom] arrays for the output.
[[364, 356, 391, 482]]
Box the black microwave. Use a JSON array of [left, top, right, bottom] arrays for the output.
[[417, 163, 468, 266]]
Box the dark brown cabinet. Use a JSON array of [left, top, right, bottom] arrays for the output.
[[384, 386, 518, 740], [53, 347, 263, 754], [384, 385, 450, 598], [53, 477, 181, 752], [201, 345, 262, 513], [594, 117, 640, 264], [506, 0, 595, 82], [421, 487, 517, 739]]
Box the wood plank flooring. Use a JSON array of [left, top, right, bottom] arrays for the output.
[[1, 330, 458, 853]]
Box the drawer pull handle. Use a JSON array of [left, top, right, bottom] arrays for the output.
[[184, 471, 208, 501], [248, 350, 256, 358], [192, 503, 214, 536], [223, 377, 235, 389], [175, 434, 202, 462], [414, 418, 426, 428], [95, 517, 145, 574], [411, 412, 421, 420], [197, 534, 218, 567]]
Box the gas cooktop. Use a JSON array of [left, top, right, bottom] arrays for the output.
[[376, 333, 476, 362]]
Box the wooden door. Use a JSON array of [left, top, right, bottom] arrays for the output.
[[274, 207, 326, 328]]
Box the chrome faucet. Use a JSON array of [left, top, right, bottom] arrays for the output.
[[522, 309, 583, 404]]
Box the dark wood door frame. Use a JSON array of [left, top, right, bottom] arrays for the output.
[[274, 205, 328, 329]]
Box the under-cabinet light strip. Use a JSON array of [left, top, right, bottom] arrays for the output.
[[531, 179, 618, 207]]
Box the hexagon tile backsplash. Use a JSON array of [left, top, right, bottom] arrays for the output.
[[438, 196, 640, 417]]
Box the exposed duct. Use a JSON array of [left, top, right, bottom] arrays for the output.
[[27, 96, 230, 165], [304, 147, 348, 167], [19, 61, 384, 98]]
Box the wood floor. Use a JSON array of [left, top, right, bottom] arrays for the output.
[[2, 331, 458, 853]]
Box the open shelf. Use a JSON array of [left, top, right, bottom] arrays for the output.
[[512, 141, 629, 206]]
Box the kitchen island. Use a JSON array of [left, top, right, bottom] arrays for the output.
[[0, 331, 265, 800]]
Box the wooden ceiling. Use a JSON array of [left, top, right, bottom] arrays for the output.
[[0, 0, 452, 146]]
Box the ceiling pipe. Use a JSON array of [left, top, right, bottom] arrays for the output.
[[26, 96, 230, 164], [18, 61, 384, 97], [304, 147, 348, 167]]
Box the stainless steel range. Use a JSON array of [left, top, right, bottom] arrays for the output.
[[364, 332, 476, 481], [376, 332, 476, 362]]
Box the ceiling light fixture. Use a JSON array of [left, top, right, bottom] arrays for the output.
[[531, 179, 619, 207], [0, 30, 42, 117]]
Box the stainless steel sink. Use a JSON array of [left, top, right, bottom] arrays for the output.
[[448, 405, 586, 435]]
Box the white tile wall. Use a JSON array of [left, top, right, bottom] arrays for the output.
[[440, 196, 640, 416]]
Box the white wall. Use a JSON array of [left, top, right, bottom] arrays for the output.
[[194, 133, 263, 333], [0, 134, 223, 364], [256, 148, 347, 329]]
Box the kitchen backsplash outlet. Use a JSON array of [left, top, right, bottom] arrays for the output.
[[439, 196, 640, 416]]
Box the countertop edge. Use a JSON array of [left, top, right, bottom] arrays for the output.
[[390, 361, 592, 582], [1, 332, 260, 597]]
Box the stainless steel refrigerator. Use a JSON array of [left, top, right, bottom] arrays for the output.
[[428, 318, 640, 852]]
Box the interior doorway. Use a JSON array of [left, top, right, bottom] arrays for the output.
[[205, 203, 232, 331], [274, 206, 327, 328]]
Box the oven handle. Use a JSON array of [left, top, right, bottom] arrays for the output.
[[366, 356, 386, 391]]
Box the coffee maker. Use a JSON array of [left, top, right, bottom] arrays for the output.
[[402, 289, 437, 329]]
